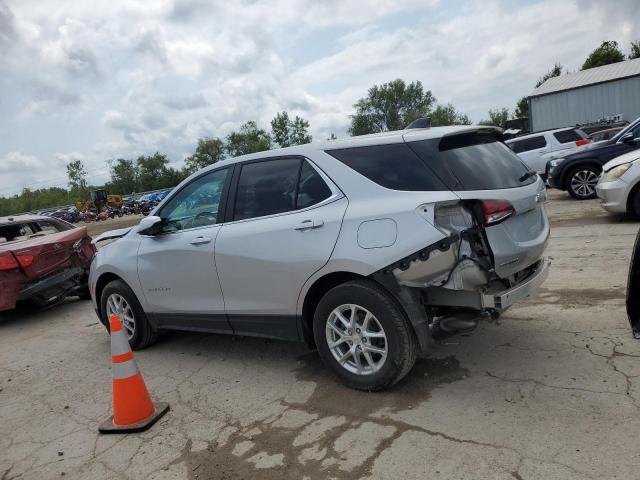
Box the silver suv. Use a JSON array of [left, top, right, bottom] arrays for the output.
[[89, 125, 550, 390]]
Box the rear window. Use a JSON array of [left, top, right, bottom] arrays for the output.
[[0, 219, 70, 243], [407, 132, 536, 190], [553, 129, 585, 143], [325, 143, 447, 191]]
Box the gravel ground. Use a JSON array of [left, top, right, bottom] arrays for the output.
[[1, 189, 639, 480]]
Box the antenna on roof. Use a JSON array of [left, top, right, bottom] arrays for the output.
[[405, 117, 431, 129]]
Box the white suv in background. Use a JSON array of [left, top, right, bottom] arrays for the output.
[[506, 127, 590, 178]]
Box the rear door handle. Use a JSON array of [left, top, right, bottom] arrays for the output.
[[294, 219, 324, 231], [190, 236, 212, 245]]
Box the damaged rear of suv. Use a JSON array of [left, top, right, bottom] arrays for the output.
[[90, 124, 548, 391]]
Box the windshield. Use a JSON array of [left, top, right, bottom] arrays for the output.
[[611, 118, 640, 143]]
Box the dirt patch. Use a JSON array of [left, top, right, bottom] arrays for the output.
[[533, 287, 624, 307], [181, 355, 468, 479]]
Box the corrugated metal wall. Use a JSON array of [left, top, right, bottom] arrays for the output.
[[529, 76, 640, 131]]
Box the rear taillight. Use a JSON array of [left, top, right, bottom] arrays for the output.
[[479, 199, 515, 226], [0, 253, 19, 271], [15, 254, 34, 267], [575, 139, 590, 146]]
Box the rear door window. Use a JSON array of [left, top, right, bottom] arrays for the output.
[[325, 143, 447, 191], [296, 161, 332, 209], [234, 158, 300, 220], [408, 131, 536, 190], [510, 136, 547, 153]]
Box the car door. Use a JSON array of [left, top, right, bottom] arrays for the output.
[[137, 167, 232, 332], [215, 157, 347, 340], [516, 135, 549, 173]]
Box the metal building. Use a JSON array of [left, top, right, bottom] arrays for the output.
[[528, 58, 640, 132]]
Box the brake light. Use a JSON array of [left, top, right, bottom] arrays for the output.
[[16, 254, 34, 267], [575, 139, 590, 146], [479, 199, 515, 226], [0, 254, 19, 271]]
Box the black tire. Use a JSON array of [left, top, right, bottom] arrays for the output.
[[629, 187, 640, 218], [313, 279, 418, 391], [100, 279, 157, 350], [566, 165, 600, 200]]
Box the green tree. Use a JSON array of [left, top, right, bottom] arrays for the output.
[[630, 40, 640, 60], [535, 63, 562, 88], [430, 103, 471, 127], [514, 97, 529, 118], [225, 121, 271, 157], [270, 111, 312, 147], [108, 158, 138, 194], [66, 160, 88, 200], [137, 153, 171, 191], [348, 79, 436, 136], [582, 41, 625, 70], [184, 137, 225, 174], [479, 108, 510, 128]]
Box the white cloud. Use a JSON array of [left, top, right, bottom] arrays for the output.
[[1, 0, 639, 195]]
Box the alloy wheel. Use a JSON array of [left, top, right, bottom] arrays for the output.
[[570, 169, 598, 198], [106, 293, 136, 340], [325, 304, 388, 376]]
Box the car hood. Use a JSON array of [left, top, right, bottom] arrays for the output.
[[92, 227, 131, 245], [602, 151, 640, 172]]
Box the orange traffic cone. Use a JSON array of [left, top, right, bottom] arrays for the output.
[[99, 314, 169, 434]]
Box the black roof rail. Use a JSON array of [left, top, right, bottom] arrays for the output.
[[406, 117, 431, 129]]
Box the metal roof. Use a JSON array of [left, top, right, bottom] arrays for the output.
[[530, 58, 640, 98]]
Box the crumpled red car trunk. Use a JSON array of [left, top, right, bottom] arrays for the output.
[[0, 226, 95, 311]]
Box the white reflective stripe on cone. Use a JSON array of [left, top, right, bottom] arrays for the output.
[[112, 358, 139, 379], [111, 329, 131, 356]]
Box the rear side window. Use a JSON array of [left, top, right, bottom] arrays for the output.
[[553, 129, 584, 143], [408, 132, 535, 190], [325, 143, 447, 191], [510, 135, 546, 153], [297, 161, 332, 209]]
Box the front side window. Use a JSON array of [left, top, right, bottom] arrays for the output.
[[160, 168, 229, 232]]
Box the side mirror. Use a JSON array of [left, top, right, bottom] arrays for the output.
[[622, 132, 635, 144], [136, 215, 163, 236]]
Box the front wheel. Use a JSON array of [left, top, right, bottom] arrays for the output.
[[566, 166, 600, 200], [313, 280, 418, 391], [100, 279, 157, 350]]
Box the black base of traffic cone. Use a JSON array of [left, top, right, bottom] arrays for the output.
[[99, 402, 170, 434]]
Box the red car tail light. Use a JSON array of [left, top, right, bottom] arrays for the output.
[[0, 253, 19, 270], [15, 254, 35, 267], [575, 139, 590, 146], [479, 199, 515, 226]]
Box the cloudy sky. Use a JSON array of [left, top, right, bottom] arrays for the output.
[[1, 0, 638, 196]]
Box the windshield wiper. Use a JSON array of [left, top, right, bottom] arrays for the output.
[[519, 171, 538, 182]]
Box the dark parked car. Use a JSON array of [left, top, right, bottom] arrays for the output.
[[547, 117, 640, 199], [588, 127, 625, 143], [0, 215, 95, 312]]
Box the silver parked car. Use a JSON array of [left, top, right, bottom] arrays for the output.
[[595, 150, 640, 216], [90, 124, 550, 390]]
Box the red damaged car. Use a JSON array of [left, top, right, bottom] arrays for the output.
[[0, 215, 95, 312]]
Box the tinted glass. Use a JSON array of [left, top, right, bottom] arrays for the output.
[[325, 143, 446, 191], [408, 134, 535, 190], [160, 168, 228, 232], [297, 161, 332, 209], [553, 129, 581, 143], [234, 158, 300, 220]]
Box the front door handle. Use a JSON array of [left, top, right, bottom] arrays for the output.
[[190, 236, 212, 245], [294, 219, 324, 231]]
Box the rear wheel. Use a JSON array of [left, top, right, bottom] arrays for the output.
[[100, 280, 157, 350], [313, 280, 417, 391], [629, 188, 640, 218], [566, 166, 599, 200]]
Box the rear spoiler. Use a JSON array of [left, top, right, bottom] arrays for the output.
[[92, 227, 131, 245], [439, 127, 503, 151]]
